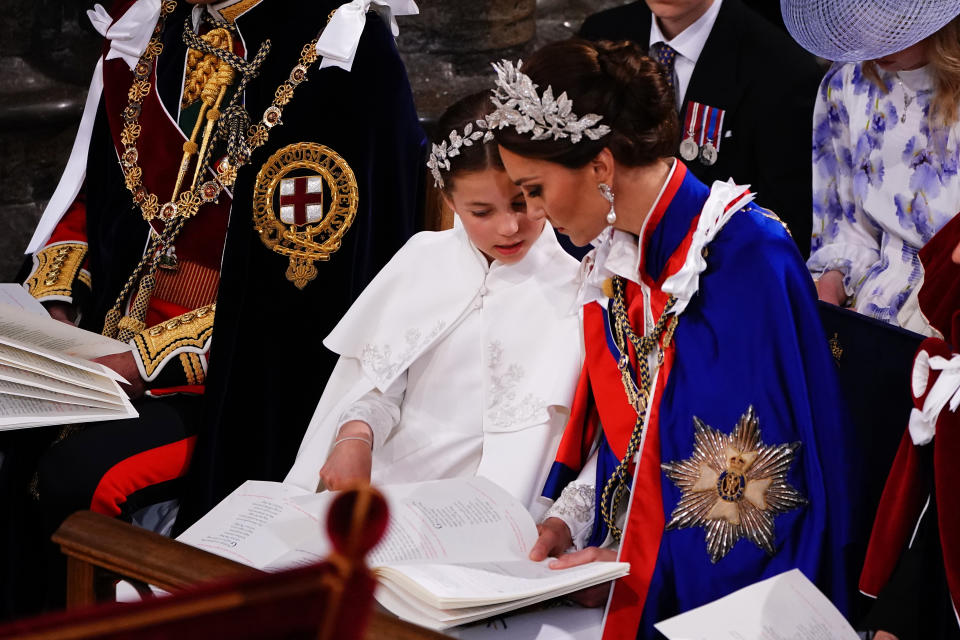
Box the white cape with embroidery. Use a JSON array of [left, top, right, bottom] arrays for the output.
[[285, 221, 582, 513]]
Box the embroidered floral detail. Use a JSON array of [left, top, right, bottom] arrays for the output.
[[486, 341, 546, 430], [544, 482, 596, 526], [360, 321, 446, 385]]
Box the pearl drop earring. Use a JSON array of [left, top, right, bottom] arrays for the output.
[[599, 183, 616, 225]]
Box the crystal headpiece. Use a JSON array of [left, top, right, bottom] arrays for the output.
[[426, 119, 494, 189], [486, 59, 611, 144]]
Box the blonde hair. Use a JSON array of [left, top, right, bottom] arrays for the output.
[[863, 14, 960, 127]]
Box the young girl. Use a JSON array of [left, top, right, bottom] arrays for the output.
[[285, 92, 582, 515]]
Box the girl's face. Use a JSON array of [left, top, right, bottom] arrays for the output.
[[498, 146, 607, 247], [444, 169, 545, 264], [874, 40, 929, 72]]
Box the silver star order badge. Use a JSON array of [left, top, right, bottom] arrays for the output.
[[661, 407, 806, 563]]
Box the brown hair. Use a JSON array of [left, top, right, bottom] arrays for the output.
[[493, 38, 679, 168], [863, 14, 960, 127], [433, 91, 504, 193]]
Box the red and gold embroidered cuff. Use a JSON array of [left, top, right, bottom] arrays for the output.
[[24, 242, 89, 302], [131, 304, 215, 382]]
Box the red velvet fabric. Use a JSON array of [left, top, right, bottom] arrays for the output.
[[918, 212, 960, 342], [859, 335, 960, 616]]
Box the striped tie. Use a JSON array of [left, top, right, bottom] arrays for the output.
[[650, 42, 678, 90]]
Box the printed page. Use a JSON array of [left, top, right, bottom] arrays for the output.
[[0, 284, 47, 316], [288, 476, 538, 567], [654, 569, 859, 640], [378, 559, 630, 608], [0, 378, 123, 410], [0, 361, 124, 405], [0, 392, 136, 430], [177, 480, 321, 569], [0, 343, 123, 393], [374, 560, 627, 630], [0, 302, 130, 362]]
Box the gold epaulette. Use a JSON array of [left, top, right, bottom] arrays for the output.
[[25, 242, 88, 301], [132, 304, 215, 379]]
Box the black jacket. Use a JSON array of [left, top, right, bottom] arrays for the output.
[[581, 0, 823, 256]]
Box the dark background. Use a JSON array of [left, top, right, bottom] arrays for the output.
[[0, 0, 784, 281]]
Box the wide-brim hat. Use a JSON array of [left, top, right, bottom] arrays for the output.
[[781, 0, 960, 62]]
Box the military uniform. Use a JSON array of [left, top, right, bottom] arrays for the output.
[[3, 0, 424, 615]]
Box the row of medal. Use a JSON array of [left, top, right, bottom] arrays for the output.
[[679, 101, 725, 166]]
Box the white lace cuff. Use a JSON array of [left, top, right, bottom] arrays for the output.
[[543, 482, 596, 551]]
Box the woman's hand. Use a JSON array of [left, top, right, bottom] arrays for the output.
[[92, 352, 145, 399], [815, 270, 847, 306], [549, 546, 618, 608], [530, 517, 573, 561], [317, 421, 373, 492]]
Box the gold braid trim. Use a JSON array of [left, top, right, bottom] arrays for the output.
[[179, 352, 206, 385], [25, 242, 88, 301], [182, 28, 234, 110], [132, 304, 215, 379]]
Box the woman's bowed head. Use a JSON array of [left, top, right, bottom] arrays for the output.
[[485, 36, 681, 581], [490, 39, 680, 248]]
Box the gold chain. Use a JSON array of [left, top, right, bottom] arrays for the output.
[[598, 277, 678, 541], [103, 2, 325, 340]]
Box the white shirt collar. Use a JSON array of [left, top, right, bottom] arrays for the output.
[[648, 0, 723, 104], [648, 0, 722, 65]]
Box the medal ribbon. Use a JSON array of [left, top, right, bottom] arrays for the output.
[[682, 101, 700, 143]]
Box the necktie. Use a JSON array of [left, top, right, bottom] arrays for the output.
[[650, 42, 678, 90]]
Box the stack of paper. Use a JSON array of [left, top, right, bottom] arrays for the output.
[[0, 285, 138, 430]]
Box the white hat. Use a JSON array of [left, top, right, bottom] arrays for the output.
[[781, 0, 960, 62]]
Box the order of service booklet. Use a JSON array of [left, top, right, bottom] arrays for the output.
[[0, 285, 137, 429], [176, 476, 630, 630]]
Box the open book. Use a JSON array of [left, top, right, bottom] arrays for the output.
[[177, 476, 630, 630], [0, 284, 137, 429]]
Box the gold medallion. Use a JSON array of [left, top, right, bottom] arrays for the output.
[[252, 143, 359, 289], [661, 407, 806, 563]]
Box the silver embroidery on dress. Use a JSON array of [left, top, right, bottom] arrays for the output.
[[361, 321, 446, 386], [544, 483, 595, 527], [486, 341, 546, 429]]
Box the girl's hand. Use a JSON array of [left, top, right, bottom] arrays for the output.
[[530, 517, 573, 561], [317, 421, 373, 492]]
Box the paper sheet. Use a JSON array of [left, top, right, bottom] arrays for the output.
[[654, 569, 859, 640], [0, 284, 47, 316], [0, 302, 130, 361], [0, 392, 136, 429]]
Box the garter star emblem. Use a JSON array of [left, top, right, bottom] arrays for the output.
[[661, 407, 806, 563], [252, 142, 359, 288]]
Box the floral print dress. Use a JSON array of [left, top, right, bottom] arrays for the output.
[[808, 62, 960, 335]]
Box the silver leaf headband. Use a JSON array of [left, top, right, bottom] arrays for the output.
[[486, 59, 611, 144], [426, 119, 495, 189]]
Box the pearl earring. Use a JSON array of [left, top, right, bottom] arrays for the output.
[[599, 183, 616, 225]]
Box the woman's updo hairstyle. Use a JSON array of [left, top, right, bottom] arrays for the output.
[[493, 38, 679, 169], [432, 91, 504, 193]]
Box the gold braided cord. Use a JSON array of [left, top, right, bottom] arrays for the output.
[[598, 277, 678, 542], [181, 27, 233, 109], [105, 2, 325, 337]]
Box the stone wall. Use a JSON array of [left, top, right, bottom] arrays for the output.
[[0, 0, 621, 281]]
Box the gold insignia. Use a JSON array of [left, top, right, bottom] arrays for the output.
[[829, 332, 843, 366], [25, 243, 88, 301], [661, 407, 806, 563], [252, 143, 359, 289], [132, 304, 215, 378]]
